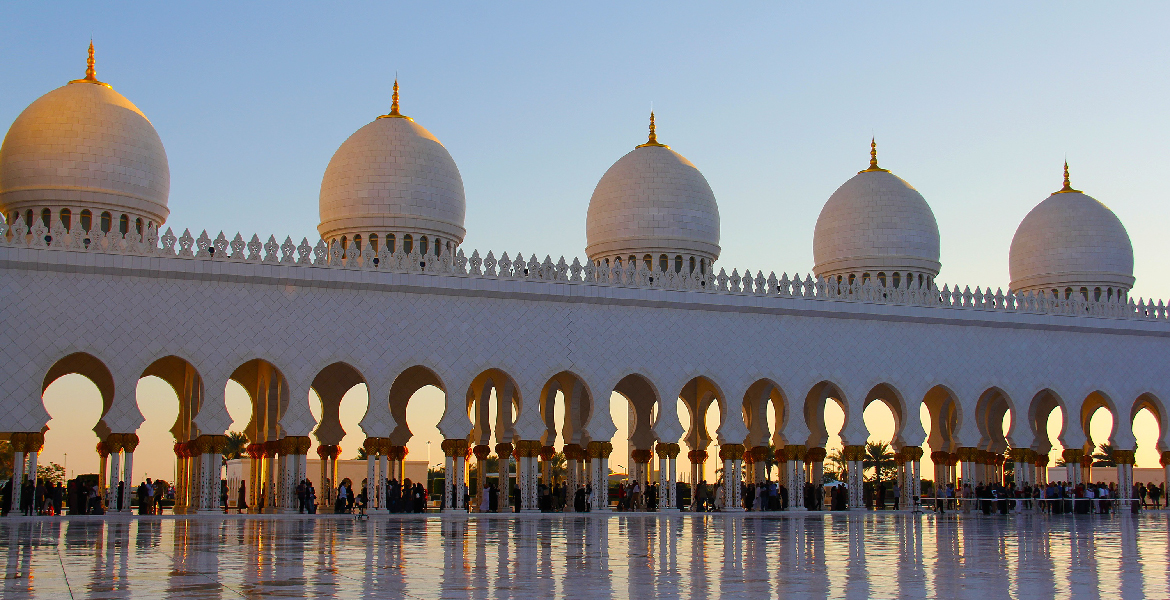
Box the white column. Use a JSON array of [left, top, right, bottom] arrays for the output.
[[845, 445, 865, 511], [107, 446, 120, 511], [566, 455, 580, 511], [668, 456, 678, 510], [657, 453, 671, 512], [455, 454, 467, 510], [1116, 449, 1135, 504], [786, 446, 806, 511], [729, 455, 745, 511], [1064, 450, 1083, 486], [9, 449, 24, 514], [444, 454, 456, 511], [377, 451, 388, 510], [496, 443, 512, 513], [121, 449, 135, 513], [520, 444, 540, 512], [589, 442, 611, 512], [366, 453, 376, 508]]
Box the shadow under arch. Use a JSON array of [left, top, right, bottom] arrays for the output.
[[140, 355, 205, 446], [229, 359, 291, 447], [742, 378, 788, 448], [310, 361, 368, 446], [538, 370, 596, 449], [44, 352, 115, 439], [923, 384, 961, 454], [974, 386, 1014, 454], [1027, 388, 1066, 457]]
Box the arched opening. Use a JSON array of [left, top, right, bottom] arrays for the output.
[[610, 373, 658, 511], [922, 385, 961, 498], [464, 368, 520, 512], [741, 379, 786, 485], [537, 371, 595, 511], [861, 383, 906, 508], [973, 387, 1014, 486], [38, 353, 115, 513], [386, 365, 447, 507], [226, 359, 290, 513], [137, 356, 205, 513], [306, 362, 368, 511], [1080, 391, 1117, 484], [1130, 394, 1165, 504], [1027, 388, 1066, 483], [678, 376, 727, 509]]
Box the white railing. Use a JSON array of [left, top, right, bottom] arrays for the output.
[[2, 214, 1166, 323]]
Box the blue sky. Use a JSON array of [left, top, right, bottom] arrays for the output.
[[7, 3, 1169, 480]]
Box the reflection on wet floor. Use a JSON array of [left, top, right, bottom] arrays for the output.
[[1, 513, 1167, 599]]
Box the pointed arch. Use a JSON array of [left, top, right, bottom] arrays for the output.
[[43, 352, 115, 439], [803, 380, 851, 448], [387, 365, 447, 447], [310, 362, 368, 446], [741, 378, 788, 447]]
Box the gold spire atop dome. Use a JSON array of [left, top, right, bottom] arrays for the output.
[[635, 111, 669, 149], [377, 77, 413, 121], [1054, 160, 1081, 194], [858, 137, 889, 173], [69, 40, 111, 88]]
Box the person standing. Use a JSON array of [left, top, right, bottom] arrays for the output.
[[237, 481, 248, 513]]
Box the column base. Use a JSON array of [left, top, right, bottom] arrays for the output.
[[195, 508, 222, 514], [849, 507, 867, 512], [593, 507, 612, 513], [519, 508, 540, 514], [722, 507, 746, 513], [442, 508, 466, 514], [656, 508, 681, 513], [787, 506, 808, 512]]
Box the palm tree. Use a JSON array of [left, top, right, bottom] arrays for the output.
[[223, 431, 249, 460], [825, 448, 846, 481], [863, 441, 896, 483], [1092, 442, 1134, 467]]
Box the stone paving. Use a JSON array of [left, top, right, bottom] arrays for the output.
[[1, 512, 1167, 599]]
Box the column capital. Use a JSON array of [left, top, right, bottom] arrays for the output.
[[686, 449, 708, 464], [120, 433, 140, 453], [1062, 448, 1084, 463], [442, 438, 469, 457], [494, 442, 514, 458], [719, 444, 746, 461], [655, 443, 680, 459], [23, 432, 45, 453], [900, 446, 923, 461], [1162, 451, 1170, 467], [842, 445, 866, 462], [96, 440, 110, 458], [782, 445, 806, 461], [539, 445, 556, 461], [1112, 449, 1136, 465], [516, 440, 543, 457], [630, 448, 653, 464], [804, 447, 826, 463], [587, 441, 613, 459], [472, 444, 492, 460], [563, 443, 586, 460]]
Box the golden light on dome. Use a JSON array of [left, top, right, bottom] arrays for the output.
[[858, 137, 889, 173], [68, 40, 112, 89], [1054, 159, 1081, 194], [377, 77, 413, 121], [635, 111, 669, 149]]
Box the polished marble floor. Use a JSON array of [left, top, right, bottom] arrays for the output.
[[1, 512, 1167, 599]]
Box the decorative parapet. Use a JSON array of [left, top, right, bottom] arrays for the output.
[[2, 213, 1167, 323]]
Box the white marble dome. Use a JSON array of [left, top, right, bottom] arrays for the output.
[[813, 145, 940, 287], [585, 116, 720, 273], [318, 89, 466, 252], [0, 48, 170, 231], [1009, 169, 1134, 298]]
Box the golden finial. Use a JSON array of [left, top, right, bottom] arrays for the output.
[[70, 40, 111, 87], [635, 110, 669, 149], [1055, 159, 1080, 194], [377, 76, 413, 121], [859, 137, 889, 173]]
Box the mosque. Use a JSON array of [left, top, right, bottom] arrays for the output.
[[1, 44, 1167, 515]]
